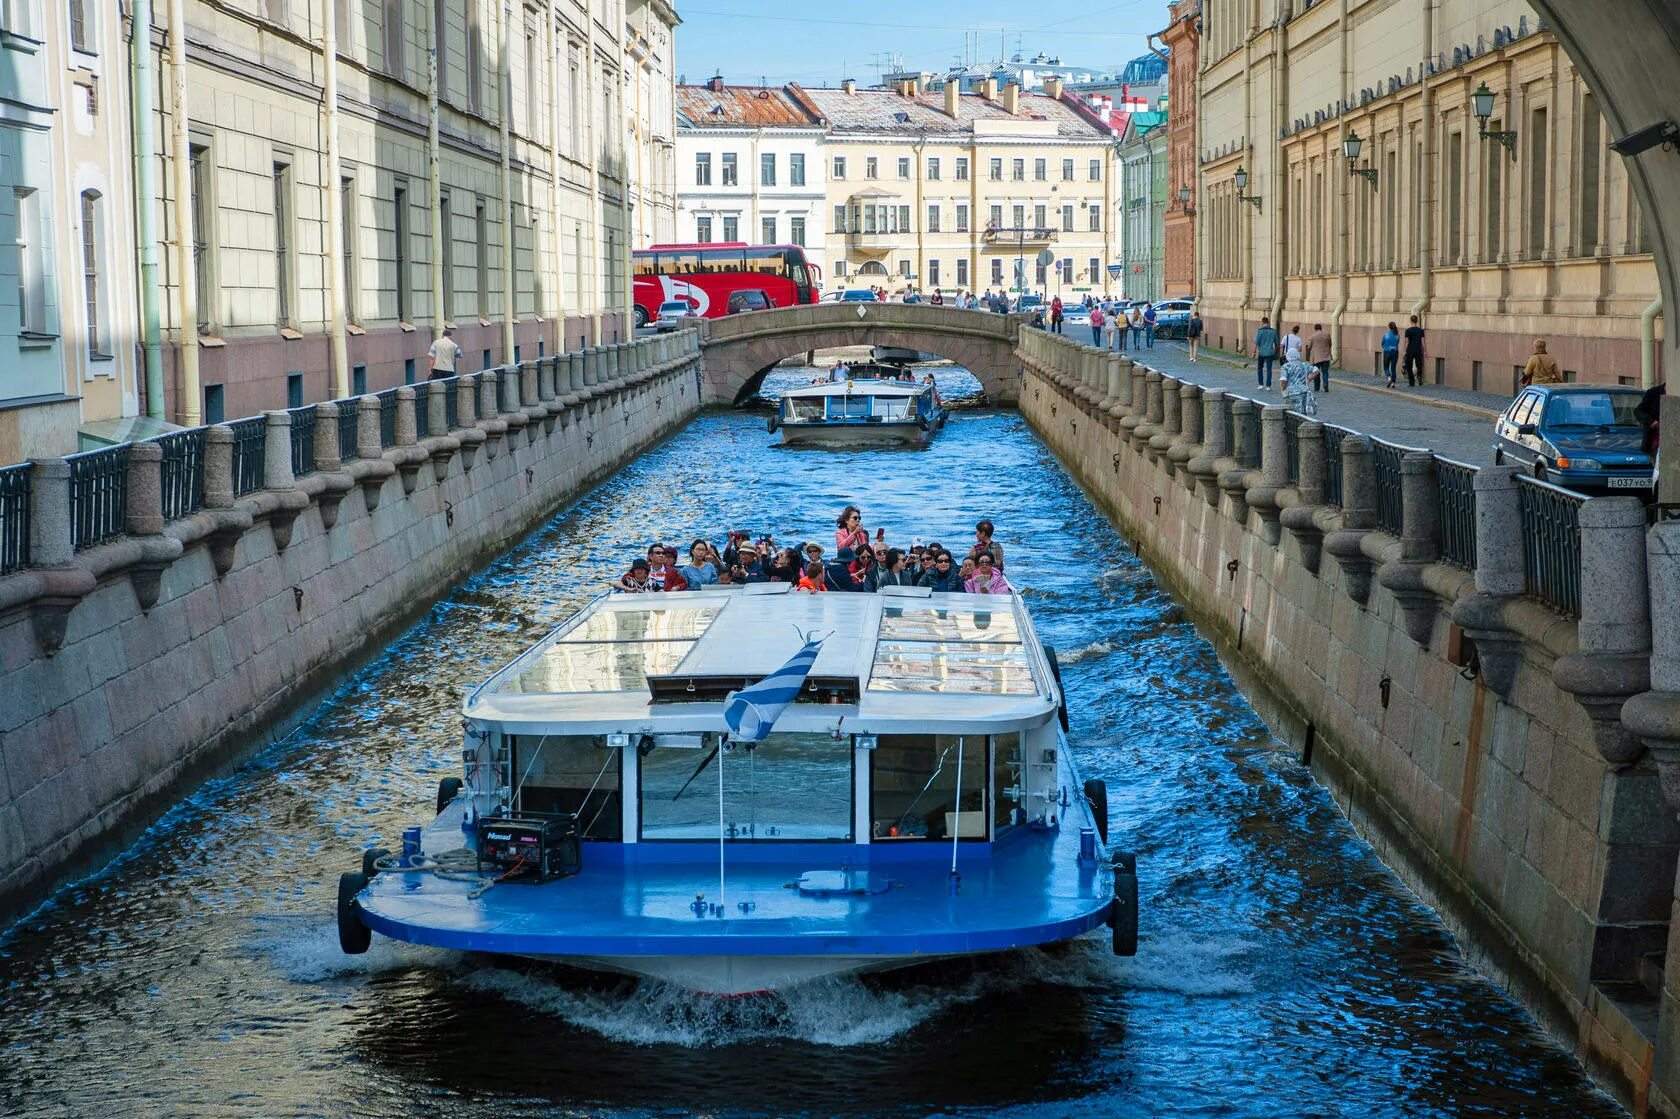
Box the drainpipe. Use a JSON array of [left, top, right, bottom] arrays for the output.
[[1268, 4, 1290, 333], [130, 0, 163, 417], [427, 15, 445, 340], [586, 9, 604, 343], [1236, 25, 1253, 333], [323, 0, 349, 398], [498, 0, 515, 362], [166, 0, 199, 424], [1145, 31, 1168, 65], [546, 0, 564, 345], [1410, 0, 1435, 324], [1641, 296, 1663, 389], [1329, 0, 1350, 366]]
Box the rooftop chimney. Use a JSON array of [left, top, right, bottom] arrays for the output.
[[707, 74, 724, 93], [1002, 80, 1020, 115], [978, 77, 999, 101], [944, 80, 960, 118], [842, 78, 856, 95], [1043, 75, 1063, 100]]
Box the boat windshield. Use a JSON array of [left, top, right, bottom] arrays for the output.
[[508, 734, 623, 839], [639, 732, 853, 841], [870, 733, 988, 841], [788, 397, 824, 421]]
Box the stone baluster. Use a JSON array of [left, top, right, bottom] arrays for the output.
[[310, 400, 353, 529], [1623, 521, 1680, 814], [1107, 357, 1134, 430], [120, 439, 180, 613], [23, 458, 94, 654], [1377, 452, 1443, 643], [1218, 398, 1256, 524], [1187, 390, 1229, 507], [1099, 352, 1122, 424], [581, 348, 600, 410], [1245, 407, 1289, 545], [356, 395, 396, 508], [559, 354, 582, 409], [263, 410, 309, 547], [1282, 419, 1328, 573], [392, 387, 427, 494], [1168, 383, 1202, 482], [479, 371, 508, 457], [425, 381, 460, 482], [454, 374, 487, 468], [1449, 465, 1526, 695], [536, 358, 559, 434], [1148, 376, 1180, 465], [499, 368, 530, 446], [1324, 436, 1376, 604], [1121, 364, 1149, 445], [1555, 498, 1653, 765], [200, 425, 251, 577]]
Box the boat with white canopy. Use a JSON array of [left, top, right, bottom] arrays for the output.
[[768, 363, 947, 447]]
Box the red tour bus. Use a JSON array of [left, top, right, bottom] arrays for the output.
[[631, 242, 821, 326]]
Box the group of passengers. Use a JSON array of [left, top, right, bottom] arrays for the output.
[[616, 509, 1010, 596], [811, 361, 935, 386]]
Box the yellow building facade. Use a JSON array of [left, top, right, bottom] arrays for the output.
[[1196, 0, 1660, 390]]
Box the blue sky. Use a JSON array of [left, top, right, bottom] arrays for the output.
[[672, 0, 1163, 89]]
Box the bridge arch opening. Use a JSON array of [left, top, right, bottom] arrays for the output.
[[730, 343, 985, 408]]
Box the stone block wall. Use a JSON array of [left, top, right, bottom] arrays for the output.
[[1014, 327, 1680, 1118], [0, 334, 703, 919]]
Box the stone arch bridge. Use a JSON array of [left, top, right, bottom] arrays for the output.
[[696, 303, 1026, 406]]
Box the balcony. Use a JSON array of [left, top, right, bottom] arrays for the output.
[[982, 225, 1059, 246], [844, 228, 909, 252]]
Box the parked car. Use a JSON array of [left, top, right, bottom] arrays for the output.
[[823, 288, 882, 303], [653, 300, 696, 332], [1150, 300, 1195, 339], [1492, 384, 1654, 492], [1062, 305, 1092, 329], [1013, 294, 1044, 314], [726, 289, 776, 314]]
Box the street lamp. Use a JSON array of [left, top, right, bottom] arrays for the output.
[[1234, 164, 1262, 213], [1342, 129, 1379, 187], [1178, 184, 1194, 213], [1471, 81, 1519, 160]]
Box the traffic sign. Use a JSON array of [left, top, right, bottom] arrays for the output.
[[1107, 264, 1123, 277], [1035, 249, 1056, 267]]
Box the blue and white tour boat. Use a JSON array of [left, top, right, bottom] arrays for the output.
[[768, 363, 947, 447], [336, 584, 1136, 994]]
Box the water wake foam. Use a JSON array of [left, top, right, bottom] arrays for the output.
[[256, 918, 462, 981], [1057, 639, 1116, 664]]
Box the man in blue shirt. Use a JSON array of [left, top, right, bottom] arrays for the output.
[[1142, 305, 1157, 348], [1254, 317, 1279, 388]]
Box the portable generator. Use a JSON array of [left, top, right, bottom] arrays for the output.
[[476, 815, 581, 884]]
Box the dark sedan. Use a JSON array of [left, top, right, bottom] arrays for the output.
[[1492, 384, 1654, 492]]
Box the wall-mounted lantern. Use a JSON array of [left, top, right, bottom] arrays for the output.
[[1342, 130, 1379, 188], [1471, 81, 1519, 160], [1234, 165, 1262, 213]]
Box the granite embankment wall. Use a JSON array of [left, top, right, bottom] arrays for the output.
[[0, 333, 703, 918], [1014, 328, 1680, 1118]]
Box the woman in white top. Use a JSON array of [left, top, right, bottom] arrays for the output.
[[1283, 326, 1305, 364]]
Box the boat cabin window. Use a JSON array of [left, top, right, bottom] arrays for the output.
[[871, 397, 910, 421], [788, 397, 824, 421], [508, 734, 623, 840], [640, 732, 853, 841], [827, 396, 872, 420], [870, 734, 988, 841], [992, 731, 1022, 834]]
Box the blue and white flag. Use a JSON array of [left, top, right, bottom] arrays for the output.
[[722, 632, 825, 742]]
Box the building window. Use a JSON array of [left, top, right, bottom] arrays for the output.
[[287, 372, 304, 408], [989, 204, 1002, 228], [69, 0, 93, 50], [695, 152, 711, 185], [1060, 257, 1072, 283], [834, 260, 847, 278], [897, 157, 910, 179], [434, 0, 449, 97], [898, 259, 911, 278], [866, 157, 879, 179], [696, 215, 712, 242], [955, 204, 968, 233], [761, 216, 776, 243], [1088, 203, 1100, 232], [465, 0, 482, 112], [1578, 92, 1601, 255], [1444, 131, 1463, 263], [721, 153, 738, 186], [80, 190, 106, 357], [439, 191, 455, 319], [189, 142, 214, 332], [1088, 257, 1099, 283], [1033, 204, 1045, 229], [722, 215, 738, 241], [1482, 134, 1503, 263], [474, 197, 488, 316], [955, 258, 967, 286], [927, 157, 940, 180], [989, 158, 1002, 181], [761, 152, 776, 186], [955, 157, 969, 180], [341, 176, 358, 323], [204, 384, 225, 424], [1061, 158, 1074, 181], [353, 364, 367, 394], [833, 155, 846, 179], [927, 204, 940, 233], [14, 187, 44, 335], [928, 259, 940, 285], [1035, 259, 1046, 284], [382, 0, 404, 76], [393, 182, 411, 323], [1012, 158, 1024, 181], [568, 45, 582, 156], [1060, 204, 1073, 232], [1033, 158, 1046, 181], [1088, 158, 1101, 181], [273, 162, 294, 328], [990, 258, 1002, 284], [790, 153, 806, 186], [898, 204, 910, 231], [832, 204, 846, 233], [790, 216, 806, 245], [1527, 105, 1549, 259]]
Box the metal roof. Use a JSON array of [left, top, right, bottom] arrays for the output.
[[676, 84, 825, 129], [800, 86, 1115, 140]]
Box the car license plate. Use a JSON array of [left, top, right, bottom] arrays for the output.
[[1607, 476, 1650, 489]]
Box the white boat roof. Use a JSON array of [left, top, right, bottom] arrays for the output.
[[463, 587, 1059, 735], [781, 381, 931, 399]]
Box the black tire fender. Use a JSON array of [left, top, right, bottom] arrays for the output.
[[362, 847, 391, 877], [1083, 778, 1109, 847], [338, 871, 372, 955], [767, 413, 780, 434], [1109, 852, 1138, 956], [1042, 644, 1070, 731], [917, 413, 930, 431], [436, 776, 463, 815]]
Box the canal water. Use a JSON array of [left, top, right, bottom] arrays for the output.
[[0, 370, 1625, 1119]]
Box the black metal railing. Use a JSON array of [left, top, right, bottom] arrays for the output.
[[444, 377, 460, 429], [1517, 476, 1584, 619], [1371, 439, 1407, 537], [1323, 424, 1352, 507], [376, 387, 400, 448], [1284, 412, 1303, 485], [0, 463, 31, 574], [339, 403, 362, 463], [153, 427, 207, 521], [1435, 458, 1477, 569], [289, 405, 318, 477], [414, 389, 431, 439], [228, 416, 267, 496], [68, 444, 131, 551]]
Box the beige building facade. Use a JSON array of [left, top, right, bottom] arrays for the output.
[[803, 79, 1121, 299], [1196, 0, 1660, 391]]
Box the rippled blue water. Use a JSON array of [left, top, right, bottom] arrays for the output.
[[0, 383, 1625, 1118]]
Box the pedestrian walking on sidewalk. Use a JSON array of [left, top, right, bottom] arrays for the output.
[[1143, 304, 1157, 348], [1105, 304, 1123, 352], [1281, 359, 1318, 415], [1308, 323, 1332, 393], [1283, 325, 1305, 366], [1089, 303, 1106, 347], [1381, 322, 1400, 387], [1129, 305, 1145, 348], [1402, 315, 1426, 386], [1520, 338, 1563, 386], [1050, 296, 1065, 334], [1254, 317, 1279, 388], [1186, 311, 1203, 363]]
